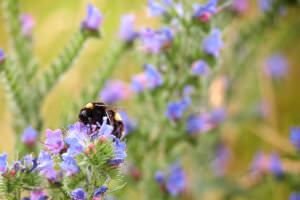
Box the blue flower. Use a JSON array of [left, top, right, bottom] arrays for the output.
[[264, 53, 288, 79], [131, 74, 147, 92], [64, 137, 84, 156], [20, 13, 35, 37], [131, 64, 163, 93], [144, 64, 163, 89], [0, 153, 8, 175], [209, 107, 226, 126], [60, 155, 79, 176], [70, 188, 86, 200], [139, 27, 173, 54], [166, 162, 186, 196], [165, 97, 190, 120], [190, 60, 210, 75], [12, 161, 22, 171], [38, 150, 56, 179], [290, 127, 300, 150], [290, 192, 300, 200], [0, 48, 5, 64], [213, 145, 230, 176], [186, 114, 212, 133], [82, 4, 102, 31], [44, 129, 64, 154], [257, 0, 271, 12], [202, 29, 223, 57], [140, 28, 163, 54], [148, 0, 171, 17], [28, 157, 38, 173], [118, 111, 137, 136], [93, 186, 108, 198], [119, 14, 139, 42], [155, 171, 165, 184], [22, 126, 38, 146], [251, 151, 283, 177], [98, 117, 114, 139], [183, 85, 195, 96], [107, 139, 127, 165], [193, 0, 218, 22], [269, 153, 283, 177], [99, 80, 131, 104]]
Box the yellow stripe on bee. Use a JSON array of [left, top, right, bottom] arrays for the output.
[[85, 103, 94, 109], [115, 112, 122, 121]]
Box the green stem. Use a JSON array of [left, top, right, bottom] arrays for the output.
[[3, 0, 34, 80], [35, 30, 90, 103]]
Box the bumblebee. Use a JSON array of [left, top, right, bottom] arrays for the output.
[[78, 102, 124, 139]]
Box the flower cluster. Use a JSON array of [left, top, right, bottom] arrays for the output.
[[155, 162, 186, 196], [0, 117, 127, 199], [251, 151, 283, 177]]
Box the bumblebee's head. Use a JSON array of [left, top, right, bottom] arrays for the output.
[[79, 109, 91, 124]]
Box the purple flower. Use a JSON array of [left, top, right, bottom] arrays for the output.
[[186, 114, 212, 133], [38, 150, 56, 179], [193, 0, 218, 22], [269, 153, 283, 177], [148, 0, 172, 17], [31, 191, 48, 200], [0, 153, 8, 175], [107, 139, 127, 165], [258, 0, 271, 12], [232, 0, 249, 13], [183, 85, 195, 96], [209, 107, 226, 126], [140, 28, 163, 54], [190, 60, 210, 75], [64, 138, 84, 157], [118, 111, 137, 136], [60, 155, 79, 176], [0, 48, 5, 64], [44, 129, 64, 154], [155, 171, 165, 184], [64, 122, 90, 156], [290, 127, 300, 150], [12, 161, 22, 171], [165, 97, 190, 120], [99, 80, 131, 104], [131, 64, 163, 92], [82, 4, 102, 31], [144, 64, 163, 89], [119, 14, 138, 42], [202, 29, 223, 57], [70, 188, 86, 200], [290, 193, 300, 200], [139, 28, 173, 54], [213, 145, 230, 176], [131, 74, 147, 92], [251, 151, 283, 176], [21, 126, 38, 146], [93, 186, 108, 198], [264, 53, 288, 79], [166, 162, 186, 196], [20, 13, 35, 37], [98, 117, 114, 139]]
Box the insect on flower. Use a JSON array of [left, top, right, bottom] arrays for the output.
[[78, 102, 125, 139]]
